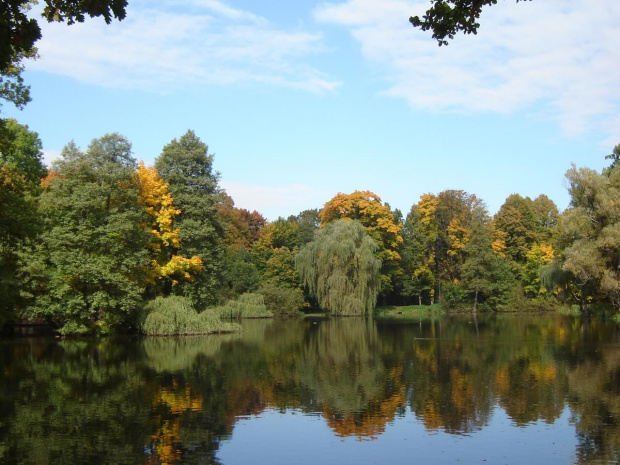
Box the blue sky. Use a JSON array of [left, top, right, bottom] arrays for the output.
[[4, 0, 619, 220]]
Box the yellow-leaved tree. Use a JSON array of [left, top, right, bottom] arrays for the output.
[[135, 162, 202, 292], [402, 193, 440, 305]]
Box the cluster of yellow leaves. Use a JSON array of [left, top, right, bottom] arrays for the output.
[[156, 256, 203, 285], [491, 228, 508, 257], [447, 218, 468, 257], [135, 162, 202, 285], [320, 190, 403, 252], [135, 162, 181, 251], [155, 384, 203, 414], [527, 243, 554, 264], [417, 194, 440, 231], [149, 384, 203, 465]]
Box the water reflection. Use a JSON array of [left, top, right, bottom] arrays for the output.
[[0, 315, 619, 464]]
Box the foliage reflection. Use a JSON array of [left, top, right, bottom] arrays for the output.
[[0, 316, 619, 464]]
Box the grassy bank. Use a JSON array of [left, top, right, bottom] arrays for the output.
[[375, 304, 445, 319]]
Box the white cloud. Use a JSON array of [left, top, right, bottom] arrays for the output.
[[42, 149, 61, 168], [220, 180, 331, 220], [179, 0, 266, 24], [30, 1, 339, 93], [315, 0, 620, 139]]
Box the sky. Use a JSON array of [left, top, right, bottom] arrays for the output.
[[4, 0, 620, 220]]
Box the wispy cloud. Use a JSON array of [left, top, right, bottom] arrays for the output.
[[179, 0, 266, 24], [220, 180, 331, 220], [315, 0, 620, 139], [41, 149, 61, 168], [30, 0, 340, 93]]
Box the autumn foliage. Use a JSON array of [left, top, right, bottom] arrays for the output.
[[135, 162, 202, 287], [320, 190, 403, 294]]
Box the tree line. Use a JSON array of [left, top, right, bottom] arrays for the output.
[[1, 118, 619, 333]]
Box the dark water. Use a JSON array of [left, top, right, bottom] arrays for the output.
[[1, 315, 619, 464]]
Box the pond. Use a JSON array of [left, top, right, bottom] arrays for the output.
[[1, 314, 619, 464]]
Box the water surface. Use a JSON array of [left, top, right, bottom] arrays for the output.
[[1, 315, 619, 464]]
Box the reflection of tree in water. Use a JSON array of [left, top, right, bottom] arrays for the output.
[[139, 316, 620, 455], [3, 316, 620, 463], [494, 357, 565, 425], [0, 339, 152, 464], [562, 320, 620, 465], [322, 366, 407, 439], [378, 316, 577, 434], [400, 321, 495, 434], [490, 317, 568, 425], [147, 381, 203, 464], [292, 318, 409, 439], [142, 333, 239, 372], [296, 319, 385, 413], [0, 338, 235, 464]]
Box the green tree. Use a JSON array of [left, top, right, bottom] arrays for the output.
[[400, 190, 485, 305], [410, 0, 531, 46], [249, 217, 307, 308], [155, 130, 224, 308], [0, 119, 47, 185], [296, 219, 381, 315], [20, 134, 152, 334], [494, 194, 539, 264], [461, 215, 512, 312], [531, 194, 559, 236], [289, 208, 320, 244], [257, 281, 305, 318], [522, 243, 554, 297], [221, 248, 260, 299], [604, 144, 620, 172], [555, 163, 620, 311], [217, 193, 266, 300], [262, 246, 300, 289], [253, 218, 301, 255], [1, 0, 127, 109], [0, 119, 45, 325], [492, 193, 558, 300]]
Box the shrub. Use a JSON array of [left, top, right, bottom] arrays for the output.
[[213, 293, 273, 319], [258, 283, 304, 318], [440, 283, 470, 311], [141, 296, 239, 335]]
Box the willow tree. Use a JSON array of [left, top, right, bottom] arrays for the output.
[[296, 220, 381, 315], [554, 163, 620, 311], [319, 190, 402, 296]]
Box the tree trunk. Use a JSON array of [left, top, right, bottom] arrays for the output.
[[473, 289, 479, 313], [578, 284, 587, 313]]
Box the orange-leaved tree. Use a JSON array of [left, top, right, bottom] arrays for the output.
[[319, 190, 403, 296]]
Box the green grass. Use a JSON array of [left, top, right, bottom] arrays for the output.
[[375, 304, 445, 319]]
